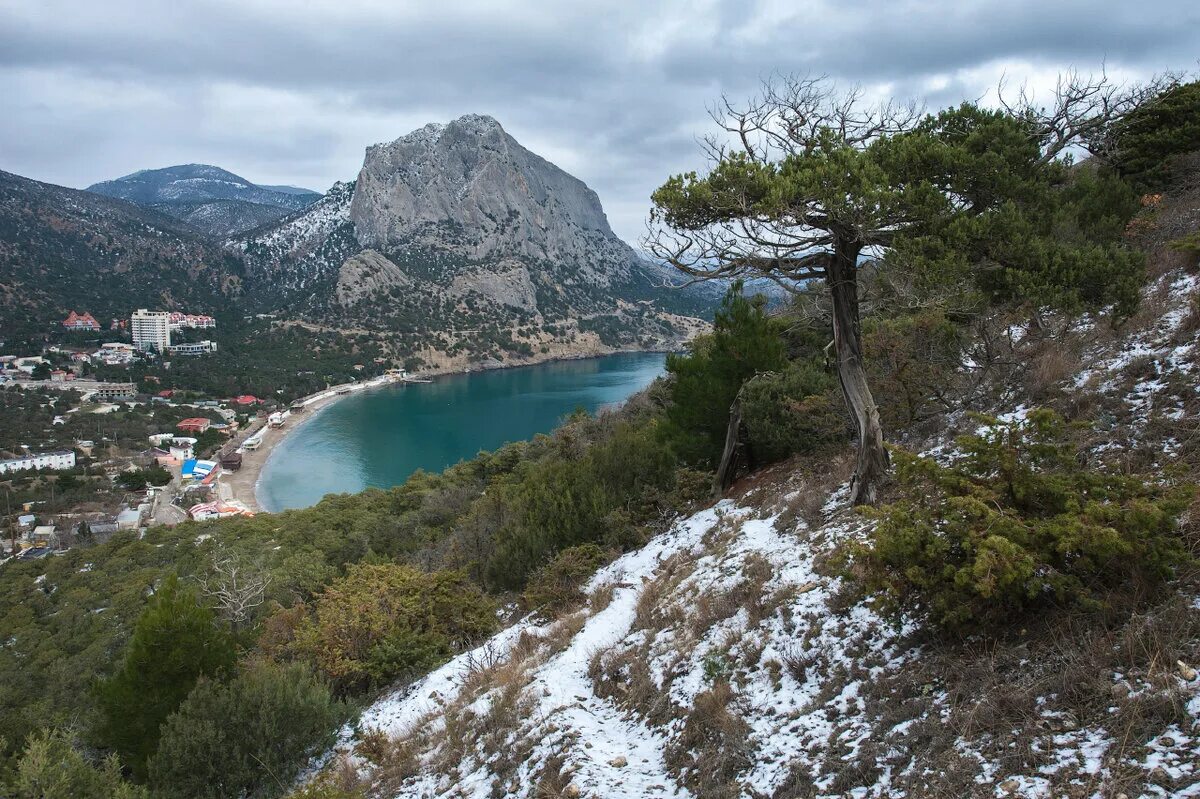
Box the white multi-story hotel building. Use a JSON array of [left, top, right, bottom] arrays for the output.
[[0, 450, 76, 475], [131, 309, 171, 353]]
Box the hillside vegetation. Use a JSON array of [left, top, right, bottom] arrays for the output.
[[1, 75, 1199, 799]]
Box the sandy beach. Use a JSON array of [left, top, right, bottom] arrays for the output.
[[217, 374, 395, 512]]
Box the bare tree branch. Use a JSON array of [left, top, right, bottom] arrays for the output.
[[198, 545, 271, 630]]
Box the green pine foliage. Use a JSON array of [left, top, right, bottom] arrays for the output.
[[523, 543, 615, 613], [738, 362, 844, 463], [92, 575, 237, 780], [844, 410, 1192, 631], [289, 564, 496, 692], [9, 729, 147, 799], [149, 661, 346, 799], [485, 417, 686, 589], [1110, 80, 1200, 189], [887, 105, 1146, 318], [663, 282, 788, 466]]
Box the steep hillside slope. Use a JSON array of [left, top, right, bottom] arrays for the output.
[[326, 255, 1200, 797], [0, 169, 242, 338], [236, 116, 710, 369], [88, 164, 321, 237]]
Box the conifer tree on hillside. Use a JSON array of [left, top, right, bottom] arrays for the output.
[[92, 575, 236, 781], [648, 73, 1159, 504]]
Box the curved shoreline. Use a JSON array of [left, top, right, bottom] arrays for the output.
[[221, 348, 674, 514], [219, 374, 394, 513]]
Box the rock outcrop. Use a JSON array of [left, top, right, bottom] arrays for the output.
[[349, 115, 636, 284]]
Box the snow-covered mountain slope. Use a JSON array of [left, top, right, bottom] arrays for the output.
[[235, 180, 357, 298], [87, 164, 321, 237], [316, 256, 1200, 798], [88, 163, 319, 210]]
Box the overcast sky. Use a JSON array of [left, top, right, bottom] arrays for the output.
[[1, 0, 1196, 243]]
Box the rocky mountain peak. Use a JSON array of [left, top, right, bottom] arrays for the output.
[[349, 115, 630, 273]]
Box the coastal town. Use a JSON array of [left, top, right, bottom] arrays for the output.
[[0, 306, 411, 564]]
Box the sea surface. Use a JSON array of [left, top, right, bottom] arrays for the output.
[[257, 352, 667, 511]]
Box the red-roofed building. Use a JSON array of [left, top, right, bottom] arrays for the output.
[[63, 311, 101, 331], [157, 390, 174, 399], [176, 418, 212, 433], [234, 395, 260, 406]]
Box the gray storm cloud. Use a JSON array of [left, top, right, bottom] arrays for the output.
[[1, 0, 1196, 242]]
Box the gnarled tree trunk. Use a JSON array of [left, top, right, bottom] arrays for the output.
[[827, 238, 889, 505]]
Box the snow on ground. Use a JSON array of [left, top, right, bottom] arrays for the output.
[[338, 490, 926, 798], [324, 263, 1200, 798]]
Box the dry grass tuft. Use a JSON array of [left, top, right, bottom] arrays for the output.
[[664, 681, 754, 798]]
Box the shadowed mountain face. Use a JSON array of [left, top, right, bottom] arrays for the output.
[[0, 169, 241, 338], [87, 164, 321, 237]]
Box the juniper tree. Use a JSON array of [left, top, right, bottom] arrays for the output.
[[647, 73, 1154, 504]]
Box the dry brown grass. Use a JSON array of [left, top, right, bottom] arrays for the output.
[[587, 580, 617, 613], [1022, 336, 1085, 401], [361, 719, 431, 795], [852, 582, 1200, 797], [771, 453, 856, 534], [588, 641, 678, 726], [664, 681, 754, 799]]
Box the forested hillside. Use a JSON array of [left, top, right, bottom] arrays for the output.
[[1, 74, 1198, 799], [0, 170, 242, 339]]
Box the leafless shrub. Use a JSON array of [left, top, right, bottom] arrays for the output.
[[587, 580, 617, 613], [1023, 340, 1082, 400], [198, 544, 271, 630], [366, 720, 429, 794], [589, 642, 672, 726], [532, 750, 578, 798]]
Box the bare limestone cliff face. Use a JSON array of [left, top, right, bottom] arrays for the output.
[[334, 249, 412, 306], [349, 115, 636, 285]]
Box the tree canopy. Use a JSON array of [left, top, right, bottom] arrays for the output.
[[648, 73, 1156, 503], [92, 575, 236, 780]]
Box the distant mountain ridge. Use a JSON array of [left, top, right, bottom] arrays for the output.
[[87, 164, 321, 237], [235, 115, 711, 369], [4, 117, 711, 368], [0, 168, 240, 337]]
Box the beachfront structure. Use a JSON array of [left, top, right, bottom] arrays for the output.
[[180, 459, 217, 481], [0, 450, 76, 475], [131, 309, 171, 353], [167, 340, 217, 356], [188, 500, 251, 521], [63, 311, 101, 331]]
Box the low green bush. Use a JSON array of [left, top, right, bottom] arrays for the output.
[[843, 409, 1192, 631], [291, 564, 496, 692], [10, 729, 146, 799], [149, 661, 346, 799], [523, 543, 614, 613], [740, 362, 843, 463]]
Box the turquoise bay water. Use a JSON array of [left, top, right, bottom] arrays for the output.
[[257, 352, 667, 511]]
